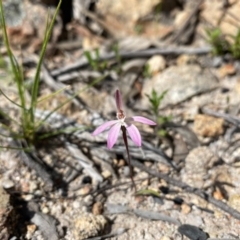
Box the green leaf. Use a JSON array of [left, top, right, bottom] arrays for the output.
[[136, 188, 161, 197]]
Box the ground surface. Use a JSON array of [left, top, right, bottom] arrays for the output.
[[1, 0, 240, 239]]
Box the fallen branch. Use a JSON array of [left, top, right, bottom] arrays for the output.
[[51, 46, 212, 77], [132, 160, 240, 221]]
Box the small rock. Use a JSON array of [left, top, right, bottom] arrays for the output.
[[2, 179, 14, 190], [73, 200, 81, 209], [173, 197, 184, 205], [123, 166, 131, 177], [181, 203, 192, 214], [194, 114, 224, 137], [182, 147, 219, 188], [213, 187, 224, 201], [29, 182, 38, 192], [42, 207, 49, 214], [140, 65, 218, 109], [178, 224, 209, 240], [79, 186, 91, 195], [176, 54, 197, 66], [212, 56, 223, 68], [141, 179, 149, 187], [160, 236, 172, 240], [218, 63, 236, 78], [83, 195, 94, 206], [101, 170, 112, 179], [92, 202, 103, 215], [228, 194, 240, 212], [118, 159, 126, 167], [82, 176, 92, 184], [96, 0, 161, 31], [72, 214, 107, 240], [147, 55, 166, 75], [25, 224, 37, 240], [23, 194, 33, 201], [183, 105, 199, 121], [134, 195, 145, 204]]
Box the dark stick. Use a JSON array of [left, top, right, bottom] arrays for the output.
[[50, 46, 211, 77], [131, 159, 240, 221], [169, 0, 204, 43], [121, 126, 136, 191]]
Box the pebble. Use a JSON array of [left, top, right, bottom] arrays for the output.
[[212, 56, 222, 68], [176, 54, 197, 65], [194, 114, 224, 137], [51, 205, 63, 215], [23, 194, 33, 201], [25, 224, 37, 239], [123, 166, 131, 177], [79, 186, 91, 195], [42, 206, 49, 214], [213, 187, 224, 200], [29, 182, 38, 192], [178, 224, 209, 240], [73, 200, 81, 209], [141, 64, 218, 109], [2, 179, 14, 189], [147, 55, 166, 75], [228, 194, 240, 212], [160, 236, 172, 240], [218, 63, 236, 78], [118, 159, 126, 167], [181, 203, 192, 214], [182, 147, 219, 188], [101, 170, 112, 179], [72, 214, 107, 240], [34, 190, 43, 196], [84, 195, 94, 206], [92, 202, 103, 215]]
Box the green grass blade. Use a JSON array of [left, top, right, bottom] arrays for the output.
[[0, 1, 26, 113], [37, 126, 88, 140], [30, 0, 62, 123], [37, 85, 70, 104], [0, 89, 26, 109], [0, 145, 31, 151], [84, 51, 97, 69]]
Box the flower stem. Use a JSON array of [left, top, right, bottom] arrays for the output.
[[121, 126, 136, 191]]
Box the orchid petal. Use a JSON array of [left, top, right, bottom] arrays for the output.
[[126, 124, 142, 147], [115, 89, 123, 112], [130, 116, 156, 125], [107, 123, 121, 149], [92, 120, 119, 136]]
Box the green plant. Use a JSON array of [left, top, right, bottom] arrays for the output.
[[229, 29, 240, 59], [84, 48, 108, 71], [134, 24, 143, 35], [206, 28, 229, 56], [143, 63, 151, 78], [206, 27, 240, 59], [0, 0, 63, 145], [0, 0, 105, 149], [146, 89, 168, 118], [146, 89, 171, 137]]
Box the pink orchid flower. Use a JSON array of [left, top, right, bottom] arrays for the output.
[[92, 89, 156, 149]]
